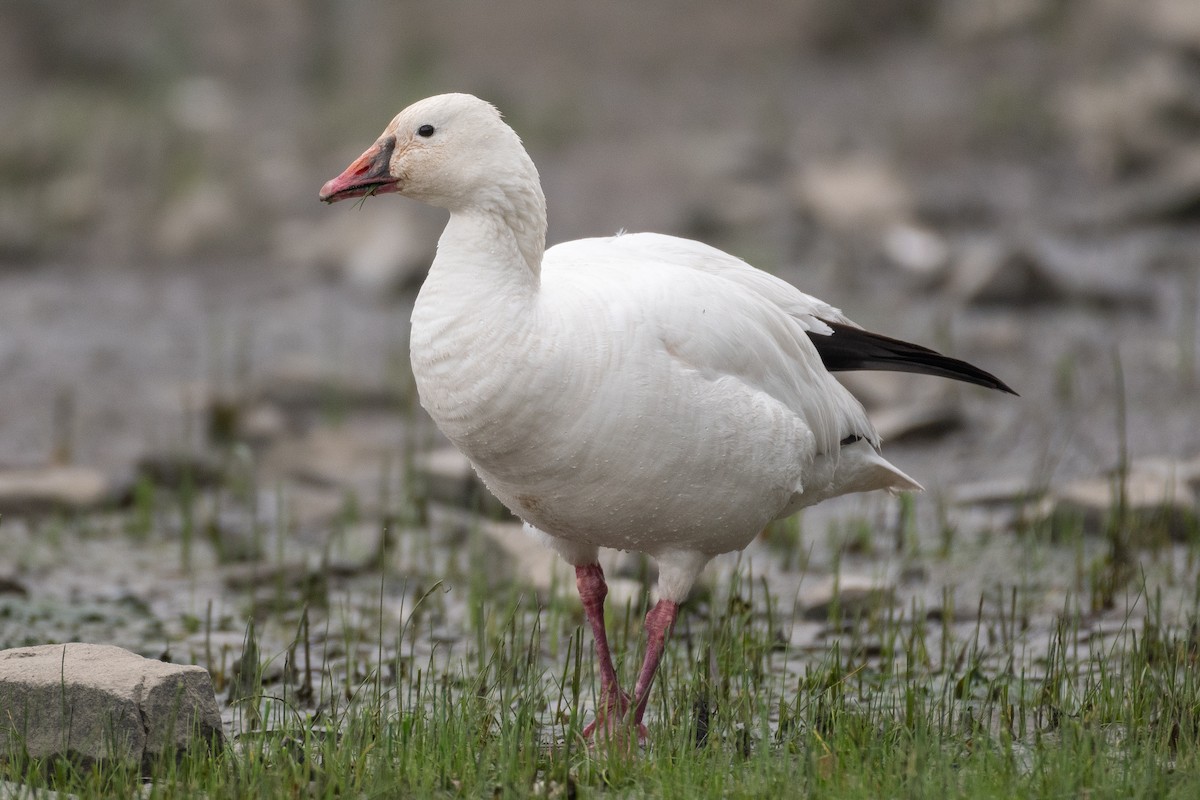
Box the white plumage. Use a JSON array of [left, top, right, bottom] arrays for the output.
[[320, 93, 1011, 743]]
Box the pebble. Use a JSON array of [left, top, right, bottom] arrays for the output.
[[0, 465, 113, 515], [272, 204, 438, 296], [1032, 463, 1199, 542], [414, 447, 510, 517], [154, 181, 240, 259], [950, 476, 1044, 508], [871, 399, 964, 443], [135, 451, 226, 490], [881, 223, 950, 281], [799, 574, 895, 621], [949, 234, 1155, 310], [793, 155, 912, 231], [476, 519, 642, 609], [253, 359, 404, 415]]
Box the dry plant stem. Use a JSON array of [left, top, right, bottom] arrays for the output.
[[631, 598, 680, 728], [575, 563, 632, 738]]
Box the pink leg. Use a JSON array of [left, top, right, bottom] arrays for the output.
[[630, 599, 680, 729], [575, 564, 631, 739]]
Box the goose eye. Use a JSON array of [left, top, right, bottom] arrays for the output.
[[417, 124, 436, 138]]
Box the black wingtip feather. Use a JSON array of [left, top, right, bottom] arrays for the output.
[[809, 322, 1018, 396]]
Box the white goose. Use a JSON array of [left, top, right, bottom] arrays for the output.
[[320, 93, 1013, 743]]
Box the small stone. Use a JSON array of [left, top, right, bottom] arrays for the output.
[[0, 466, 112, 515], [794, 156, 912, 231], [872, 400, 964, 443], [881, 223, 949, 281], [950, 477, 1044, 508], [1147, 0, 1200, 51], [279, 484, 348, 532], [950, 237, 1067, 307], [154, 181, 240, 259], [949, 234, 1155, 310], [168, 76, 235, 135], [222, 561, 314, 592], [414, 447, 509, 517], [0, 577, 27, 598], [237, 402, 289, 447], [475, 520, 639, 607], [273, 204, 438, 296], [135, 451, 225, 490], [1098, 152, 1200, 226], [831, 372, 915, 412], [476, 520, 569, 600], [1040, 468, 1199, 542], [253, 359, 401, 415], [1061, 53, 1200, 177], [342, 218, 435, 296], [938, 0, 1048, 40], [800, 574, 895, 621], [324, 522, 391, 574], [261, 420, 407, 504], [202, 509, 266, 565], [0, 643, 223, 770]]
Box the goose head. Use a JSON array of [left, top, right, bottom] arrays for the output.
[[319, 93, 541, 215]]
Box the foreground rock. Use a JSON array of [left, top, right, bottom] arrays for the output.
[[0, 644, 223, 771]]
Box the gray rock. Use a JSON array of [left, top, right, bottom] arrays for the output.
[[253, 360, 403, 415], [881, 223, 950, 282], [0, 643, 222, 771], [1037, 467, 1199, 542], [167, 76, 235, 135], [832, 372, 916, 412], [0, 578, 27, 598], [414, 447, 510, 518], [793, 155, 912, 232], [800, 575, 895, 621], [273, 204, 438, 296], [236, 402, 290, 447], [951, 237, 1065, 307], [950, 234, 1155, 310], [153, 181, 240, 259], [221, 561, 314, 592], [950, 476, 1045, 508], [1134, 455, 1200, 495], [475, 520, 642, 609], [1094, 153, 1200, 227], [135, 451, 225, 490], [1146, 0, 1200, 51], [872, 399, 965, 443], [1059, 53, 1199, 177], [0, 466, 112, 515], [938, 0, 1047, 40], [260, 419, 408, 507]]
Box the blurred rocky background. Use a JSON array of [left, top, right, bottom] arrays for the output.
[[1, 0, 1199, 681], [2, 1, 1198, 466]]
